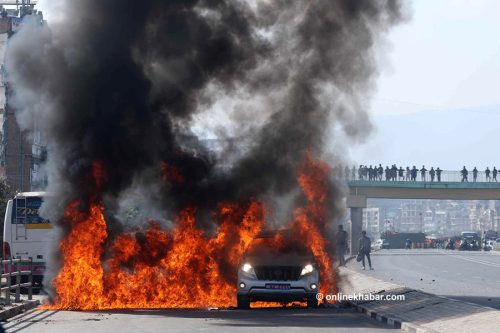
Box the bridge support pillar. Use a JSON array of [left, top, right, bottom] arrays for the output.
[[350, 207, 363, 256], [347, 195, 366, 256]]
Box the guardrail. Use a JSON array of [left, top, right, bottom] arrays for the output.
[[1, 258, 33, 305], [345, 170, 500, 183]]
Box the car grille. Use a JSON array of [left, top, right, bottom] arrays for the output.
[[254, 266, 302, 281]]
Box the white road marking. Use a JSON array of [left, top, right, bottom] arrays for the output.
[[449, 255, 500, 268]]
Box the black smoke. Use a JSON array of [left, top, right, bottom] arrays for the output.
[[6, 0, 405, 249]]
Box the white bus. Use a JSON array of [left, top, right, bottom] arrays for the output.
[[3, 192, 52, 290]]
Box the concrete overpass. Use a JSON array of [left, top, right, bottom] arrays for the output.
[[345, 178, 500, 254]]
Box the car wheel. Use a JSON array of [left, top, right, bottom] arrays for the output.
[[307, 296, 319, 309], [237, 296, 250, 309]]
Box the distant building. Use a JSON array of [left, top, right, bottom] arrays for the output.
[[0, 6, 47, 192], [423, 209, 434, 234], [399, 200, 423, 233], [362, 207, 380, 238]]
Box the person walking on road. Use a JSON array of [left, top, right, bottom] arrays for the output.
[[486, 167, 491, 182], [358, 231, 373, 270], [472, 167, 478, 182], [461, 166, 468, 182], [336, 225, 348, 267], [436, 167, 442, 182]]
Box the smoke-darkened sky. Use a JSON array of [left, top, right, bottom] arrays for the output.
[[6, 1, 405, 233]]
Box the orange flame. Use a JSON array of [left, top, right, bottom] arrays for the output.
[[46, 153, 337, 309]]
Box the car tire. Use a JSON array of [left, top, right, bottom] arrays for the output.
[[237, 296, 250, 309], [307, 296, 318, 309]]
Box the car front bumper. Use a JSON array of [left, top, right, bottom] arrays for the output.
[[237, 271, 319, 302]]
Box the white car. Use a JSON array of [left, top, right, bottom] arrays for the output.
[[484, 241, 494, 251], [372, 239, 383, 251], [237, 231, 320, 309]]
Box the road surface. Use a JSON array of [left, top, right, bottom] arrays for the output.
[[347, 249, 500, 309], [3, 307, 396, 332]]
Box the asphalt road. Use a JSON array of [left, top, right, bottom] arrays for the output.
[[3, 308, 396, 333], [347, 249, 500, 309]]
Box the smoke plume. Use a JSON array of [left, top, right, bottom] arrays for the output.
[[6, 0, 405, 287]]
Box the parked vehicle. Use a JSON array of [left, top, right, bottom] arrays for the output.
[[483, 241, 494, 251], [3, 192, 52, 291], [381, 240, 390, 249], [459, 232, 481, 251], [372, 239, 383, 251]]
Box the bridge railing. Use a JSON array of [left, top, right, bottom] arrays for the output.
[[0, 258, 33, 305], [345, 170, 499, 183]]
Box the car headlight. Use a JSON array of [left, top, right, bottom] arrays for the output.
[[301, 264, 314, 276], [242, 263, 253, 273], [240, 263, 257, 278]]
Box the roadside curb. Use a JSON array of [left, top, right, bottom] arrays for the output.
[[338, 267, 480, 333], [0, 299, 40, 321], [350, 296, 439, 333]]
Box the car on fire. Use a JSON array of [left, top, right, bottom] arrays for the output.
[[236, 230, 320, 309]]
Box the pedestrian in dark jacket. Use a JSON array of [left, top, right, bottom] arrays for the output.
[[336, 225, 348, 267], [436, 167, 442, 182], [461, 167, 468, 182], [358, 231, 373, 270]]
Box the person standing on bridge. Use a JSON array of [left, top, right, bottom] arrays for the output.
[[351, 165, 356, 180], [336, 225, 348, 267], [420, 165, 427, 181], [493, 167, 498, 182], [472, 167, 478, 182], [411, 166, 417, 181], [406, 166, 411, 181], [436, 167, 442, 182], [486, 167, 491, 182], [461, 166, 468, 182], [358, 231, 373, 270], [430, 167, 435, 182], [378, 164, 383, 181], [398, 166, 404, 181]]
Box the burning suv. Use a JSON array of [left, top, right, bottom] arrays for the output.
[[237, 230, 319, 309]]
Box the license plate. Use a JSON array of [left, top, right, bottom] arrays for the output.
[[265, 283, 290, 290]]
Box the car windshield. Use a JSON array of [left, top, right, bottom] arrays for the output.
[[245, 230, 313, 257]]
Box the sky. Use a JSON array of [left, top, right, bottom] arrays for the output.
[[349, 0, 500, 170], [34, 0, 500, 171]]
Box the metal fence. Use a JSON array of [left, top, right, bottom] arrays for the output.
[[1, 258, 33, 305], [346, 170, 500, 183]]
